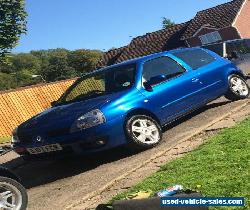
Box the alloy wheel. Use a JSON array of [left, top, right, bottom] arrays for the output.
[[0, 182, 22, 210], [230, 76, 249, 96], [131, 118, 160, 144]]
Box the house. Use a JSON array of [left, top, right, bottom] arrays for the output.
[[97, 0, 250, 68], [182, 0, 249, 46]]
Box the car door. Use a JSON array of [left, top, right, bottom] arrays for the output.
[[172, 49, 225, 104], [140, 55, 204, 124]]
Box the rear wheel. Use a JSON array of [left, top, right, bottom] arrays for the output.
[[225, 74, 249, 101], [125, 115, 162, 150]]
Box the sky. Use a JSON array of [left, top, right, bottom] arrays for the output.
[[14, 0, 230, 53]]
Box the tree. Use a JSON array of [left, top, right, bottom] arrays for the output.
[[68, 49, 103, 74], [0, 0, 27, 62], [0, 72, 16, 90], [0, 48, 103, 90], [11, 53, 41, 73], [0, 57, 13, 73], [162, 17, 175, 29], [40, 49, 77, 81]]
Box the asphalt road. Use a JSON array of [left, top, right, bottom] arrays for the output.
[[1, 80, 249, 210]]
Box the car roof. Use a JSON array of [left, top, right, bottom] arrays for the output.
[[102, 47, 203, 68], [82, 47, 204, 77], [224, 38, 250, 44]]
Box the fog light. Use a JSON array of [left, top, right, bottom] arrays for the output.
[[96, 140, 105, 145]]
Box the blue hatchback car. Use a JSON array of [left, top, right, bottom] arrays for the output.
[[11, 48, 249, 158]]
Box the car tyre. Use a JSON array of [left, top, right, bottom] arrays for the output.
[[225, 74, 249, 101], [0, 176, 28, 210], [125, 115, 162, 150]]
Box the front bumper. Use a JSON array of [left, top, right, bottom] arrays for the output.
[[12, 115, 127, 157]]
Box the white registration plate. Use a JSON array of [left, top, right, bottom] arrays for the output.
[[27, 144, 62, 154]]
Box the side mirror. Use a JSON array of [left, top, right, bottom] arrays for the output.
[[143, 74, 166, 91], [148, 74, 166, 86], [143, 81, 153, 92]]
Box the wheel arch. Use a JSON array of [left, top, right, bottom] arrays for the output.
[[227, 69, 246, 79], [124, 108, 161, 126], [0, 167, 20, 182]]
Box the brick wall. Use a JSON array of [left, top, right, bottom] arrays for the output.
[[234, 0, 250, 38]]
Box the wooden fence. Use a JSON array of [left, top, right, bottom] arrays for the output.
[[0, 78, 76, 137]]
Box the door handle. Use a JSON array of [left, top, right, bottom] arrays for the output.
[[191, 78, 199, 83]]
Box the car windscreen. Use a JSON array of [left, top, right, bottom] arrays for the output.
[[55, 63, 136, 105]]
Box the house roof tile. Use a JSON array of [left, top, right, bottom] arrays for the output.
[[97, 0, 244, 67], [96, 22, 189, 67], [181, 0, 244, 40], [115, 22, 189, 63], [96, 46, 126, 68]]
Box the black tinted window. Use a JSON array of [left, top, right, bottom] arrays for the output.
[[143, 56, 185, 85], [173, 49, 215, 69], [203, 43, 224, 57], [226, 39, 250, 56]]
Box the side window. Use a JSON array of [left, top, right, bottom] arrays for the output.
[[173, 49, 215, 70], [202, 43, 224, 57], [143, 56, 186, 85]]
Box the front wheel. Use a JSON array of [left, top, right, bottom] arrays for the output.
[[224, 74, 249, 101], [125, 115, 162, 150], [0, 176, 28, 210]]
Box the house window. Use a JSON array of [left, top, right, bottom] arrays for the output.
[[199, 31, 222, 45]]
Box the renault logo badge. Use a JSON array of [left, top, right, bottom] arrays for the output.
[[36, 136, 42, 142]]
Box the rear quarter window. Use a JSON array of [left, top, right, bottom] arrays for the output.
[[173, 49, 215, 70], [202, 43, 224, 57]]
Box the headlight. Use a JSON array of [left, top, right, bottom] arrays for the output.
[[70, 109, 106, 132], [11, 127, 20, 144]]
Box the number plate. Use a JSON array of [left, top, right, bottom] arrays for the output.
[[27, 144, 62, 154]]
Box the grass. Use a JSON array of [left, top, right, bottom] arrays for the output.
[[112, 117, 250, 210], [0, 136, 10, 144]]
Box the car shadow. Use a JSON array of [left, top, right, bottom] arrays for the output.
[[2, 99, 231, 189]]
